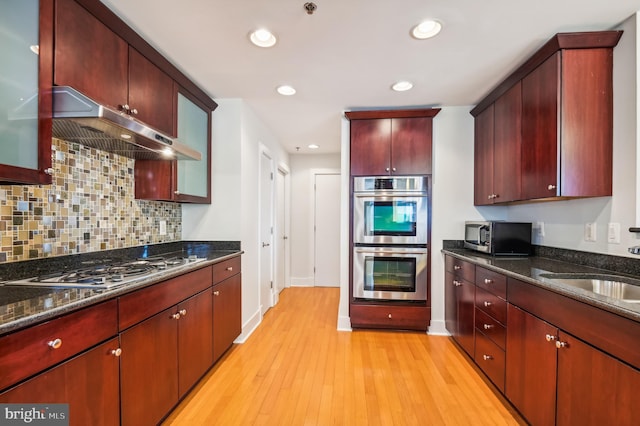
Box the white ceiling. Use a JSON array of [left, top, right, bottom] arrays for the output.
[[101, 0, 640, 154]]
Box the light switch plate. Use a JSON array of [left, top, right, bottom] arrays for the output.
[[159, 220, 167, 236], [608, 222, 621, 244]]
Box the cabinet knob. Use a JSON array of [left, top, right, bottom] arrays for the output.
[[453, 265, 461, 271], [392, 167, 396, 172], [385, 167, 390, 172], [545, 334, 557, 342], [453, 280, 462, 287], [482, 354, 493, 361], [483, 324, 494, 330], [174, 191, 181, 195], [388, 314, 392, 319], [111, 348, 122, 357], [484, 278, 493, 284], [483, 301, 492, 307], [48, 338, 63, 349], [487, 194, 493, 200], [179, 309, 187, 316], [226, 267, 233, 272], [130, 108, 138, 115], [44, 168, 54, 176], [119, 104, 130, 113], [171, 313, 181, 320], [548, 184, 556, 191], [556, 341, 569, 349], [213, 290, 220, 296]]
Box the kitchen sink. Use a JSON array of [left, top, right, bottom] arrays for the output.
[[538, 273, 640, 303]]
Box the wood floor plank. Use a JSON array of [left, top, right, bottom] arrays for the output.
[[163, 287, 523, 425]]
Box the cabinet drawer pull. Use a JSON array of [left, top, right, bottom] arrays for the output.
[[453, 280, 462, 287], [213, 291, 220, 296], [483, 324, 494, 330], [453, 265, 461, 271], [482, 354, 493, 361], [548, 184, 556, 191], [226, 266, 233, 272], [484, 278, 493, 284], [483, 301, 492, 307], [388, 314, 392, 319], [179, 309, 187, 316], [111, 348, 122, 357], [48, 338, 63, 349], [44, 167, 54, 176], [171, 313, 181, 320], [545, 334, 557, 342], [556, 341, 569, 349]]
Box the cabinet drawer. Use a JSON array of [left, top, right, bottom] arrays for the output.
[[119, 266, 212, 330], [350, 304, 429, 331], [476, 267, 507, 299], [445, 256, 475, 283], [475, 287, 506, 324], [475, 308, 506, 350], [212, 256, 241, 284], [0, 299, 118, 391], [475, 331, 505, 392]]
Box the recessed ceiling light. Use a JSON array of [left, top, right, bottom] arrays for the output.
[[411, 20, 442, 39], [277, 85, 296, 96], [392, 81, 413, 92], [308, 144, 319, 149], [249, 29, 277, 47]]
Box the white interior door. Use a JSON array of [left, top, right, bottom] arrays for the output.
[[259, 149, 274, 315], [314, 173, 341, 287], [275, 167, 288, 298]]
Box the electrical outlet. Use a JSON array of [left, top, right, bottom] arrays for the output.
[[585, 222, 597, 242], [159, 220, 167, 236], [607, 222, 620, 244], [535, 221, 545, 237]]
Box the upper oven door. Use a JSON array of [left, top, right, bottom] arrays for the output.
[[353, 193, 428, 245]]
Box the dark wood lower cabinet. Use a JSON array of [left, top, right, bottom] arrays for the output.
[[178, 290, 213, 396], [120, 307, 179, 426], [444, 271, 475, 355], [212, 273, 242, 362], [0, 338, 121, 426], [349, 303, 430, 331], [506, 304, 557, 426], [556, 331, 640, 426]]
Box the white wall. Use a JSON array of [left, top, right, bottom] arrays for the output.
[[507, 15, 639, 256], [182, 98, 290, 342], [289, 153, 341, 287]]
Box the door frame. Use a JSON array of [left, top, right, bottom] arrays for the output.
[[274, 163, 291, 304], [258, 145, 275, 315]]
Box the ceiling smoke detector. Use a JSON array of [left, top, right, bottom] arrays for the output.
[[304, 2, 317, 15]]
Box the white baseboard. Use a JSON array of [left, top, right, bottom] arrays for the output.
[[290, 276, 314, 287], [337, 314, 352, 331], [234, 307, 262, 343], [427, 319, 450, 336]]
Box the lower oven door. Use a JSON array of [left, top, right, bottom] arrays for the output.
[[352, 246, 428, 301]]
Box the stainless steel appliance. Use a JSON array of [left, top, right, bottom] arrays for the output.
[[352, 246, 428, 301], [464, 221, 532, 255], [2, 256, 206, 290], [353, 176, 428, 245]]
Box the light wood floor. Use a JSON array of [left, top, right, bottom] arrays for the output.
[[163, 287, 524, 425]]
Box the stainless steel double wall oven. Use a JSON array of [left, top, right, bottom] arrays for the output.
[[352, 176, 429, 301]]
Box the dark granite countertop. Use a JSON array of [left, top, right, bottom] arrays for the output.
[[442, 248, 640, 323], [0, 241, 242, 336]]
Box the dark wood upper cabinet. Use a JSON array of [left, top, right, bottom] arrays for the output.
[[55, 0, 174, 136], [54, 0, 128, 110], [473, 105, 494, 206], [0, 0, 53, 184], [346, 109, 440, 176], [472, 31, 621, 204]]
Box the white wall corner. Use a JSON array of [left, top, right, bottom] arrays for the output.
[[234, 307, 262, 343], [428, 319, 450, 336], [337, 315, 352, 331]]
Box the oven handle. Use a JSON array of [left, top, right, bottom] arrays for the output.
[[354, 247, 427, 255], [353, 192, 427, 198]]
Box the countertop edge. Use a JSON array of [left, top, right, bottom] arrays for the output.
[[441, 249, 640, 323], [0, 251, 243, 336]]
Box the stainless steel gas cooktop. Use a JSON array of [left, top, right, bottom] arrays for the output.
[[2, 256, 206, 290]]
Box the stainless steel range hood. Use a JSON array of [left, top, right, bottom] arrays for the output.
[[51, 86, 201, 161]]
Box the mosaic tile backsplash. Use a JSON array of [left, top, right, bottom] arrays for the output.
[[0, 138, 181, 263]]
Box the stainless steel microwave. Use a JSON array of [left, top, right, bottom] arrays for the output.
[[464, 221, 532, 255]]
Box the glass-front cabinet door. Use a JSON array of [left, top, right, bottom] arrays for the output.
[[175, 90, 210, 202], [0, 0, 52, 184]]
